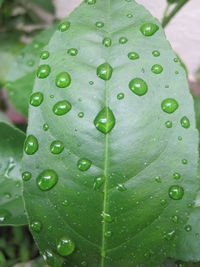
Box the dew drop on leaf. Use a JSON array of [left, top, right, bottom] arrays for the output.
[[97, 62, 113, 81], [140, 23, 159, 36], [40, 50, 50, 60], [119, 37, 128, 44], [164, 230, 176, 240], [24, 135, 39, 155], [105, 231, 112, 237], [116, 184, 127, 192], [152, 50, 160, 57], [172, 215, 179, 224], [22, 171, 32, 181], [182, 159, 188, 165], [129, 78, 148, 96], [169, 185, 184, 200], [180, 116, 190, 129], [78, 112, 84, 118], [55, 72, 71, 88], [165, 121, 173, 128], [95, 21, 104, 28], [161, 98, 179, 114], [27, 59, 35, 67], [67, 48, 78, 56], [101, 212, 113, 223], [50, 140, 64, 154], [93, 176, 105, 190], [53, 100, 72, 116], [56, 237, 75, 256], [184, 224, 192, 232], [43, 123, 49, 131], [117, 93, 125, 100], [151, 64, 163, 74], [30, 221, 42, 233], [102, 37, 112, 47], [0, 209, 11, 223], [37, 64, 51, 79], [58, 21, 71, 32], [30, 92, 44, 107], [94, 107, 116, 134], [62, 200, 69, 207], [77, 158, 92, 171], [127, 13, 133, 18], [36, 169, 58, 191], [128, 52, 139, 60], [173, 172, 181, 180], [155, 176, 161, 183], [84, 0, 96, 5]]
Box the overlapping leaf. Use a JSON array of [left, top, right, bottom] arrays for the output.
[[23, 0, 198, 266]]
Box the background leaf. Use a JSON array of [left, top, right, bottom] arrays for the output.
[[23, 0, 198, 266], [0, 116, 27, 226], [30, 0, 55, 14]]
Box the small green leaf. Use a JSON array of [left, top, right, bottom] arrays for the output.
[[0, 116, 27, 226]]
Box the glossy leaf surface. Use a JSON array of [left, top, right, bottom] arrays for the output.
[[0, 116, 27, 226], [23, 0, 198, 266]]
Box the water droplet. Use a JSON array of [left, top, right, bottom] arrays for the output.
[[173, 172, 181, 180], [37, 169, 58, 191], [151, 64, 163, 74], [140, 23, 159, 36], [22, 171, 32, 181], [152, 50, 160, 57], [77, 158, 92, 171], [161, 98, 179, 114], [184, 224, 192, 232], [27, 59, 35, 67], [55, 72, 71, 88], [37, 64, 51, 79], [169, 185, 184, 200], [53, 100, 72, 116], [97, 62, 113, 80], [116, 184, 127, 192], [30, 92, 44, 107], [164, 230, 175, 240], [119, 37, 128, 44], [101, 212, 113, 222], [43, 123, 49, 131], [4, 157, 16, 177], [78, 112, 84, 118], [94, 107, 115, 134], [174, 58, 179, 63], [95, 21, 104, 28], [155, 176, 161, 183], [30, 221, 42, 232], [127, 13, 133, 18], [62, 200, 69, 207], [57, 237, 75, 256], [117, 93, 125, 100], [160, 199, 167, 206], [0, 209, 11, 222], [93, 176, 105, 190], [172, 215, 179, 223], [129, 78, 148, 96], [67, 48, 78, 56], [180, 116, 190, 128], [58, 21, 71, 32], [105, 231, 112, 237], [89, 81, 94, 85], [128, 52, 139, 60], [33, 41, 43, 49], [178, 136, 182, 141], [182, 159, 188, 165], [24, 135, 39, 155], [102, 37, 112, 47], [165, 121, 173, 128], [40, 50, 50, 60], [50, 140, 64, 154]]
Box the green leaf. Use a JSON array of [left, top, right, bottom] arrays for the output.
[[6, 26, 56, 116], [23, 0, 198, 266], [193, 95, 200, 133], [0, 116, 27, 226], [30, 0, 55, 14], [0, 33, 24, 86], [0, 0, 4, 7]]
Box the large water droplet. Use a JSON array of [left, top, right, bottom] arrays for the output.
[[57, 237, 75, 256], [55, 72, 71, 88], [58, 21, 71, 32], [102, 37, 112, 47], [129, 78, 148, 96], [128, 52, 139, 60], [37, 64, 51, 79], [67, 48, 78, 56], [97, 62, 113, 81], [37, 169, 58, 191], [94, 107, 115, 134], [169, 185, 184, 200], [0, 209, 11, 222], [53, 100, 72, 116], [30, 92, 44, 107], [50, 140, 64, 154], [77, 158, 92, 171], [180, 116, 190, 128], [101, 212, 113, 222], [140, 23, 159, 36], [161, 98, 179, 114], [30, 221, 42, 232], [94, 176, 105, 190], [24, 135, 39, 155], [151, 64, 163, 74], [40, 50, 50, 60], [22, 171, 32, 181]]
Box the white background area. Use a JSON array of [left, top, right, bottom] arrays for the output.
[[54, 0, 200, 75]]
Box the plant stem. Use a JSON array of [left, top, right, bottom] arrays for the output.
[[162, 0, 189, 28]]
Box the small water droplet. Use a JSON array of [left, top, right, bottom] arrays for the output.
[[182, 159, 188, 165], [93, 176, 105, 190], [53, 100, 72, 116], [129, 78, 148, 96], [67, 48, 78, 56], [78, 112, 84, 118], [152, 50, 160, 57], [169, 185, 184, 200], [127, 13, 133, 18], [102, 37, 112, 47], [184, 224, 192, 232], [116, 184, 127, 192], [58, 21, 71, 32], [161, 98, 179, 114], [97, 62, 113, 80], [165, 121, 173, 128], [89, 81, 94, 85], [55, 72, 71, 88], [105, 231, 112, 237], [40, 50, 50, 60], [160, 199, 167, 206], [57, 237, 75, 256], [37, 169, 58, 191], [101, 212, 113, 222], [174, 58, 179, 63], [30, 221, 42, 232], [180, 116, 190, 128], [155, 176, 161, 183], [62, 200, 69, 207], [0, 209, 11, 223], [30, 92, 44, 107], [27, 59, 35, 67], [151, 64, 163, 74], [4, 157, 16, 177], [77, 158, 92, 171], [22, 171, 32, 181], [178, 136, 182, 141], [119, 37, 128, 44], [128, 52, 139, 60], [117, 93, 125, 100], [95, 21, 104, 28], [24, 135, 39, 155], [164, 230, 175, 240], [172, 215, 179, 223], [37, 64, 51, 79], [140, 23, 159, 36], [43, 123, 49, 131], [50, 140, 64, 154], [173, 172, 181, 180], [94, 107, 115, 134]]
